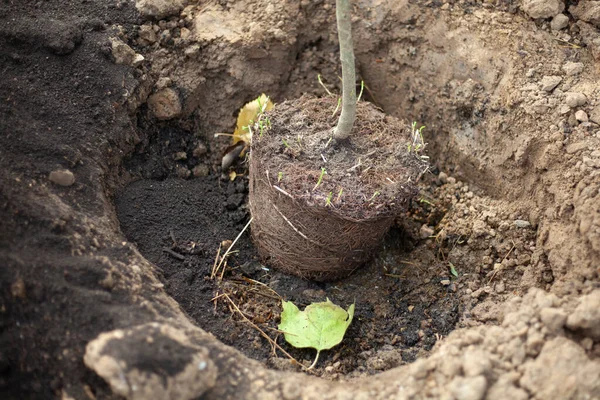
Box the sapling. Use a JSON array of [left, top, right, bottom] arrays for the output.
[[333, 0, 357, 140]]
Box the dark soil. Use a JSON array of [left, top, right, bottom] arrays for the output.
[[0, 2, 150, 398]]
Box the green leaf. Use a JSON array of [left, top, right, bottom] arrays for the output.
[[449, 262, 458, 277], [278, 298, 354, 369]]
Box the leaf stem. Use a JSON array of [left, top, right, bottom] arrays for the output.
[[308, 350, 321, 370]]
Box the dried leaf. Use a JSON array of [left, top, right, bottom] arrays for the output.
[[232, 93, 274, 146]]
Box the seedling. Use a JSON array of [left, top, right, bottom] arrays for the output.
[[408, 121, 427, 154], [419, 196, 435, 207], [278, 171, 283, 182], [257, 115, 271, 136], [336, 187, 344, 202], [318, 74, 335, 97], [313, 167, 327, 191], [282, 138, 290, 148], [368, 191, 380, 202], [357, 80, 364, 103], [449, 262, 458, 277], [325, 192, 333, 206], [331, 97, 342, 118]]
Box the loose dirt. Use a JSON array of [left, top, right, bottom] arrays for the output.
[[2, 0, 600, 399]]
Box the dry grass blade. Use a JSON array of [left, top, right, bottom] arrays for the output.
[[210, 242, 223, 279], [213, 217, 253, 280], [218, 293, 302, 368], [488, 240, 516, 285]]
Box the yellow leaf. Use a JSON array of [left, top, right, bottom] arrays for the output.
[[232, 94, 274, 146], [229, 170, 237, 181]]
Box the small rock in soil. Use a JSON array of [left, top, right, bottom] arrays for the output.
[[420, 224, 434, 239], [551, 14, 569, 30], [365, 347, 403, 371], [192, 164, 210, 177], [110, 38, 144, 67], [495, 281, 505, 294], [462, 349, 491, 377], [136, 0, 186, 19], [562, 61, 584, 76], [575, 110, 589, 122], [590, 106, 600, 125], [193, 143, 208, 158], [10, 278, 26, 299], [49, 169, 75, 186], [138, 25, 157, 45], [438, 171, 448, 184], [565, 92, 588, 108], [566, 141, 587, 154], [449, 375, 488, 400], [173, 151, 187, 160], [147, 88, 182, 120], [487, 374, 529, 400], [566, 290, 600, 339], [540, 75, 562, 92], [175, 165, 191, 179], [540, 307, 567, 333], [155, 77, 172, 90], [514, 219, 531, 229], [522, 0, 564, 19], [570, 1, 600, 28]]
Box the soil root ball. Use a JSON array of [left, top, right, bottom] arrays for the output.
[[249, 96, 427, 281]]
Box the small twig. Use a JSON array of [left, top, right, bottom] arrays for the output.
[[221, 294, 301, 366], [211, 243, 223, 279], [237, 277, 282, 299], [169, 230, 178, 246], [348, 159, 362, 171], [272, 185, 294, 199], [317, 74, 335, 97], [273, 204, 309, 240], [488, 240, 516, 285], [553, 38, 581, 49], [214, 218, 253, 277], [162, 248, 185, 261]]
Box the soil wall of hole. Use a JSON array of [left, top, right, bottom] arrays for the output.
[[1, 0, 599, 399]]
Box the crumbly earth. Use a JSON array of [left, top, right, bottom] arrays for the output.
[[1, 0, 600, 399]]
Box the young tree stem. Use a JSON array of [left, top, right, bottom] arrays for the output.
[[333, 0, 357, 140]]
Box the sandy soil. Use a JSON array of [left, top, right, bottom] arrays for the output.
[[1, 0, 599, 399]]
